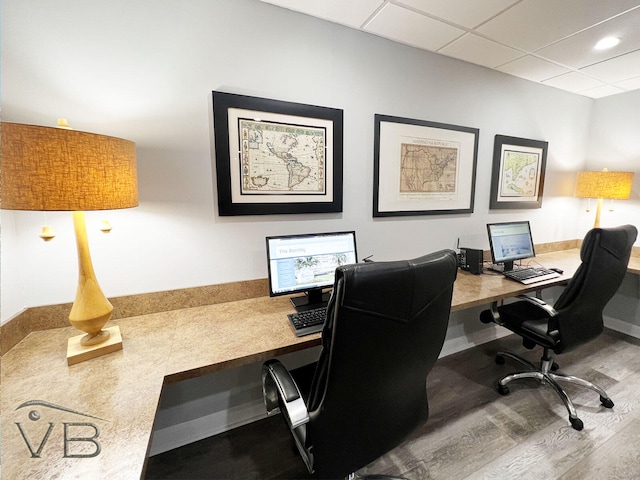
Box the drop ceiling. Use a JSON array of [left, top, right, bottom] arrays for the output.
[[258, 0, 640, 99]]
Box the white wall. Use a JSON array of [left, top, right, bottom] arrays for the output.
[[584, 89, 640, 233], [1, 0, 597, 322]]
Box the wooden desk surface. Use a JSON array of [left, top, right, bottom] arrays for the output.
[[1, 248, 636, 479], [452, 248, 582, 311]]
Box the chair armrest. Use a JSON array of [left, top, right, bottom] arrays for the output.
[[480, 296, 559, 327], [262, 359, 310, 429], [515, 295, 559, 317], [480, 301, 503, 325]]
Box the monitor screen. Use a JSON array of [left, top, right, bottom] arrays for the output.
[[266, 231, 357, 309], [487, 221, 535, 270]]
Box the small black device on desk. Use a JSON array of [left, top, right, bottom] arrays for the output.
[[266, 231, 358, 336], [486, 221, 560, 284], [458, 247, 484, 274]]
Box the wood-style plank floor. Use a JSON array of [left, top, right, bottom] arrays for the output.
[[145, 329, 640, 479]]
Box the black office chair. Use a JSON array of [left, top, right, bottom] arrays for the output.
[[262, 250, 458, 479], [480, 224, 637, 430]]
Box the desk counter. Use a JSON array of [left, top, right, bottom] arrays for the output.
[[1, 295, 315, 479], [1, 248, 637, 479], [452, 248, 582, 311]]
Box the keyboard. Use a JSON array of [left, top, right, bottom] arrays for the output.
[[287, 306, 327, 337], [503, 267, 560, 285]]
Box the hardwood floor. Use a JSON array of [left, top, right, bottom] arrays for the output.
[[145, 329, 640, 479]]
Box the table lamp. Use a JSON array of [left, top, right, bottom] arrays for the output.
[[1, 121, 138, 365], [575, 168, 634, 228]]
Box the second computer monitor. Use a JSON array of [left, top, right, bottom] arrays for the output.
[[487, 221, 535, 271], [266, 231, 357, 311]]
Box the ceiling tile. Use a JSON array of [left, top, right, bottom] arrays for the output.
[[259, 0, 384, 28], [258, 0, 640, 98], [615, 75, 640, 90], [476, 0, 640, 51], [536, 7, 640, 68], [364, 3, 465, 51], [497, 55, 571, 82], [439, 33, 522, 68], [580, 84, 628, 98], [395, 0, 519, 28], [542, 71, 606, 93], [580, 49, 640, 82]]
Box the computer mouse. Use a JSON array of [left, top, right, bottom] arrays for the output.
[[550, 267, 564, 274]]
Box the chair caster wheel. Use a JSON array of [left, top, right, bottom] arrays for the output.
[[600, 396, 614, 408], [495, 354, 505, 365], [551, 361, 560, 371], [570, 417, 584, 431], [496, 383, 510, 396]]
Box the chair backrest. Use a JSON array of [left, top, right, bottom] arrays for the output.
[[304, 249, 458, 478], [552, 224, 637, 353]]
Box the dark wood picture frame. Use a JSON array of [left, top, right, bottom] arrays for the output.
[[373, 114, 479, 217], [490, 135, 548, 210], [212, 91, 343, 216]]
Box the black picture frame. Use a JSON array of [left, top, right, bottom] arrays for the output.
[[373, 114, 479, 217], [212, 91, 343, 216], [489, 135, 548, 210]]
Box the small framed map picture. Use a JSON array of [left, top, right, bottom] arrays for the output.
[[373, 114, 479, 217], [212, 91, 343, 215], [489, 135, 548, 210]]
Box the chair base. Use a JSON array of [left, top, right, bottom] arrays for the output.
[[494, 349, 614, 431]]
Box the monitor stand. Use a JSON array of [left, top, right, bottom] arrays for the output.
[[488, 261, 514, 273], [290, 288, 331, 312]]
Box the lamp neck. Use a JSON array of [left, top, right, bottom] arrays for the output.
[[69, 210, 113, 344], [72, 211, 97, 281], [593, 198, 603, 228]]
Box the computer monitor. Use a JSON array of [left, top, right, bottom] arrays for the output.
[[486, 221, 535, 272], [266, 231, 357, 311]]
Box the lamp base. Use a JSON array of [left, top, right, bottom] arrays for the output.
[[67, 325, 123, 366], [81, 329, 111, 346]]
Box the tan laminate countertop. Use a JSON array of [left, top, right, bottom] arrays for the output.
[[1, 248, 637, 479]]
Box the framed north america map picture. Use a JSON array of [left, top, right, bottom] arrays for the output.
[[373, 114, 479, 217], [212, 91, 343, 215], [489, 135, 548, 210]]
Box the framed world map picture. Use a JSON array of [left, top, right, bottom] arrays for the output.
[[212, 91, 343, 215], [373, 114, 479, 217], [489, 135, 548, 210]]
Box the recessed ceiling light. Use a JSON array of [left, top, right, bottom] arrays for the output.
[[594, 36, 620, 50]]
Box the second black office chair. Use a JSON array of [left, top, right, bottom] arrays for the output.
[[262, 250, 458, 479], [480, 224, 637, 430]]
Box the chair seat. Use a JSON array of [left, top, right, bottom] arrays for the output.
[[497, 301, 559, 350]]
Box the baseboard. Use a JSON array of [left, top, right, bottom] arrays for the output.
[[604, 316, 640, 339]]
